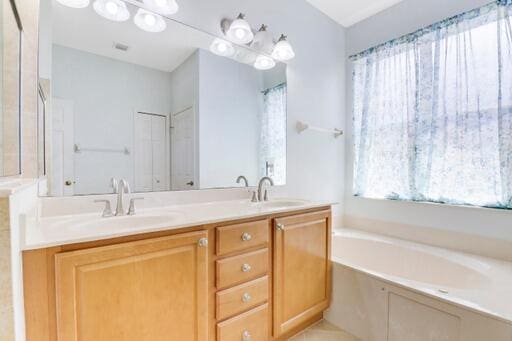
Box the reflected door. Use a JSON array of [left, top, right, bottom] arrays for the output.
[[51, 98, 75, 196], [171, 107, 197, 190], [134, 112, 168, 192]]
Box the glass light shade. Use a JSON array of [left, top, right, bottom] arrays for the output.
[[210, 38, 235, 57], [254, 55, 276, 70], [143, 0, 179, 15], [250, 25, 273, 54], [56, 0, 90, 8], [93, 0, 130, 21], [272, 35, 295, 61], [134, 8, 167, 33], [226, 14, 254, 44]]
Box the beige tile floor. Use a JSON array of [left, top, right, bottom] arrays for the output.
[[288, 320, 360, 341]]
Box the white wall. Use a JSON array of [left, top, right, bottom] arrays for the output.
[[170, 0, 347, 217], [344, 0, 512, 246], [198, 50, 261, 188], [52, 45, 173, 194]]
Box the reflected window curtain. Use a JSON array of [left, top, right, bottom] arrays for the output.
[[260, 83, 287, 184], [352, 0, 512, 209]]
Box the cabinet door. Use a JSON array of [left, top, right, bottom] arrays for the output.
[[273, 210, 331, 337], [55, 231, 209, 341]]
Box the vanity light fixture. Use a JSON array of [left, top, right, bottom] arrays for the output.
[[134, 8, 167, 32], [272, 34, 295, 61], [254, 54, 276, 70], [250, 24, 273, 54], [210, 38, 235, 57], [226, 13, 254, 44], [143, 0, 179, 15], [93, 0, 130, 21], [55, 0, 90, 8]]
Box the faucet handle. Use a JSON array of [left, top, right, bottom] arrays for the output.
[[127, 198, 144, 216], [110, 177, 118, 193], [94, 199, 113, 217], [251, 191, 258, 202]]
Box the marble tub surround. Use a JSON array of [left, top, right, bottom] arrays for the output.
[[326, 229, 512, 340], [0, 179, 39, 341], [24, 196, 334, 250]]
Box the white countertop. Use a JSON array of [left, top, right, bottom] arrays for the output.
[[23, 198, 332, 250]]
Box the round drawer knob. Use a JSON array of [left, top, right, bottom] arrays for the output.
[[242, 330, 251, 341], [241, 293, 252, 302], [241, 263, 252, 272], [241, 232, 252, 241], [198, 238, 208, 247], [276, 223, 285, 231]]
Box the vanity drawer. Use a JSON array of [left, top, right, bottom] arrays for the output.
[[216, 219, 268, 256], [216, 249, 269, 290], [217, 303, 269, 341], [216, 276, 269, 321]]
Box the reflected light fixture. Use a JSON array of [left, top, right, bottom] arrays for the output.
[[93, 0, 130, 21], [55, 0, 90, 8], [134, 8, 167, 32], [210, 38, 235, 57], [143, 0, 179, 15], [272, 34, 295, 61], [250, 24, 273, 54], [226, 13, 254, 44], [254, 55, 276, 70]]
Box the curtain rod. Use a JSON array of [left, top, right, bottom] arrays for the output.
[[349, 0, 504, 61]]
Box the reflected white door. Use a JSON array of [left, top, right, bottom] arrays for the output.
[[51, 98, 75, 196], [134, 112, 168, 192], [171, 107, 197, 190], [151, 115, 167, 191]]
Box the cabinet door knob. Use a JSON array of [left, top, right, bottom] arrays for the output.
[[242, 330, 251, 341], [241, 293, 252, 302], [241, 232, 252, 241], [241, 263, 252, 272], [198, 238, 208, 247], [276, 223, 285, 231]]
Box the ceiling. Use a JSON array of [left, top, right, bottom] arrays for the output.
[[306, 0, 405, 27], [51, 0, 211, 72]]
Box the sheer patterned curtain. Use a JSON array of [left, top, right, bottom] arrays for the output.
[[352, 0, 512, 209], [260, 83, 287, 185]]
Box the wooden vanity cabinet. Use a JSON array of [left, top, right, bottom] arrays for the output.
[[23, 207, 331, 341], [272, 210, 331, 337], [56, 231, 209, 341]]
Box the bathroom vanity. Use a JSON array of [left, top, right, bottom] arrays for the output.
[[22, 202, 332, 341]]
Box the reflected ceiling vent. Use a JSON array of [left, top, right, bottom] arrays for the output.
[[113, 42, 130, 52]]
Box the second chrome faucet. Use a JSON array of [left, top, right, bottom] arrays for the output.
[[95, 179, 143, 217]]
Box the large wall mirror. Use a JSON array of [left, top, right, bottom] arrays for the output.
[[1, 0, 22, 177], [38, 0, 287, 196]]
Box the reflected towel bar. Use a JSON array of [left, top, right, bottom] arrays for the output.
[[296, 121, 343, 138], [74, 144, 130, 155]]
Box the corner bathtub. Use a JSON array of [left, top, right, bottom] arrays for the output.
[[328, 229, 512, 338]]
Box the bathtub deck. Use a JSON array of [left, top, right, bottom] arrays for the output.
[[288, 320, 360, 341]]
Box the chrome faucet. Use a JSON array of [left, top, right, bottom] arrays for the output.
[[257, 177, 274, 202], [115, 179, 131, 216], [110, 177, 118, 193], [236, 175, 249, 187]]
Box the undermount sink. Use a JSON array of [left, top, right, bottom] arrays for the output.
[[71, 213, 183, 230], [257, 199, 308, 209]]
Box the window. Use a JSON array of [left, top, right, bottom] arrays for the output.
[[351, 1, 512, 209]]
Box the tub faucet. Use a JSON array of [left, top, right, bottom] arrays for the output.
[[115, 179, 131, 216], [257, 177, 274, 202]]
